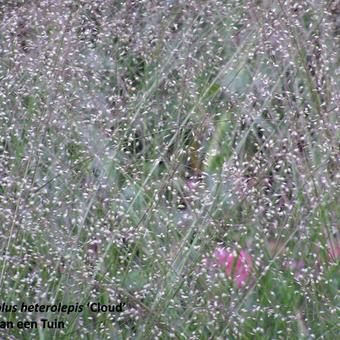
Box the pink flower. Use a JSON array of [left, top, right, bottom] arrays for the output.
[[213, 248, 253, 288]]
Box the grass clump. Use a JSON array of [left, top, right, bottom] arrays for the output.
[[0, 0, 339, 339]]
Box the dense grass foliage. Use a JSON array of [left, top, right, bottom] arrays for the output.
[[0, 0, 339, 339]]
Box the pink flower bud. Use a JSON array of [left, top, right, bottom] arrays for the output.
[[213, 248, 253, 288]]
